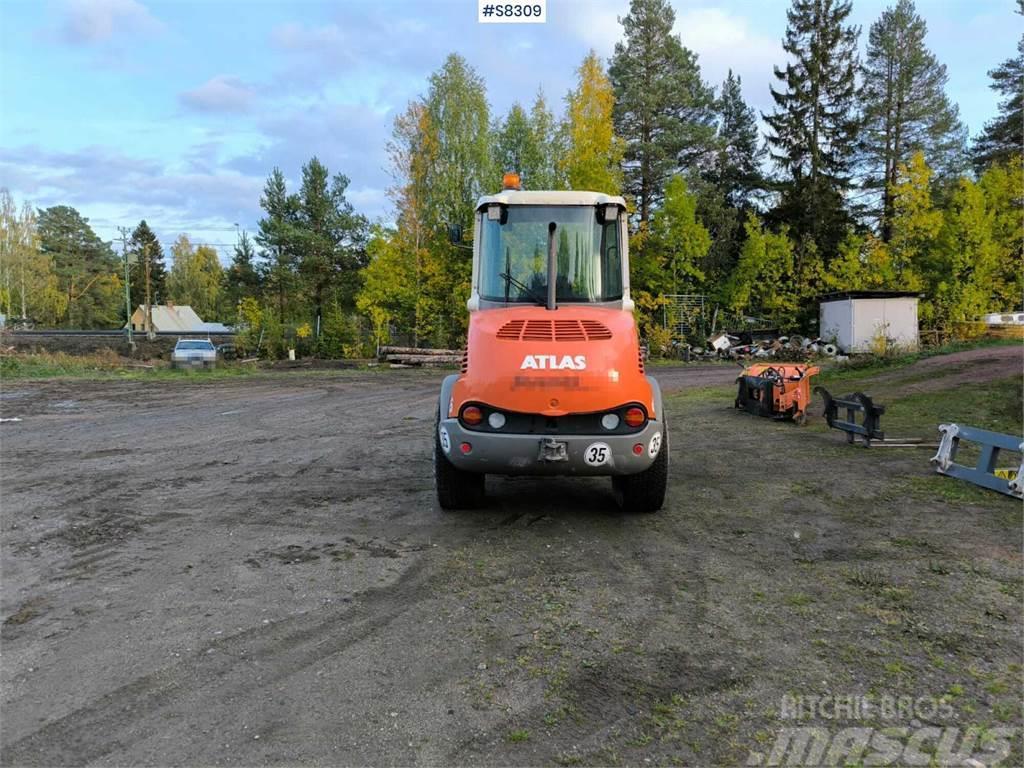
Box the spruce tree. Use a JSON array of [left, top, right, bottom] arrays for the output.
[[709, 70, 765, 207], [128, 220, 167, 309], [527, 89, 565, 190], [256, 167, 299, 322], [764, 0, 861, 259], [224, 230, 261, 310], [492, 104, 532, 179], [972, 2, 1023, 171], [860, 0, 966, 240], [609, 0, 716, 224]]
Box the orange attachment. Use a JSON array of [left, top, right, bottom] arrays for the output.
[[502, 172, 522, 190], [735, 363, 820, 425]]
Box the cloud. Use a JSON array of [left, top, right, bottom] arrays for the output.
[[0, 144, 264, 245], [556, 3, 625, 54], [180, 76, 256, 114], [673, 7, 780, 95], [58, 0, 163, 45], [225, 101, 393, 194], [271, 21, 344, 51]]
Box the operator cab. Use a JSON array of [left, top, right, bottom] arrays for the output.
[[467, 174, 632, 313]]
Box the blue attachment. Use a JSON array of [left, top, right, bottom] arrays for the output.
[[930, 423, 1024, 499]]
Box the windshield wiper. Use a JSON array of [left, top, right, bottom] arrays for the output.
[[499, 272, 547, 307]]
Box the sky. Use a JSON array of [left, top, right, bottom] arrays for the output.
[[0, 0, 1018, 263]]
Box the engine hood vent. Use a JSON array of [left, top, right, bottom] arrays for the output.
[[495, 318, 612, 342]]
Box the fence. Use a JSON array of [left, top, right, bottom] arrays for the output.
[[662, 295, 708, 340]]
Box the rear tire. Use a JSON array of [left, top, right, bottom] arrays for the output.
[[434, 407, 485, 510], [613, 425, 668, 513]]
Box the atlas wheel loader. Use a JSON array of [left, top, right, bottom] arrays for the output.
[[434, 173, 668, 512]]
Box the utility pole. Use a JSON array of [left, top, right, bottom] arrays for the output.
[[143, 241, 155, 340], [118, 227, 134, 348]]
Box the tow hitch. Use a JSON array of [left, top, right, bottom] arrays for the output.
[[538, 437, 569, 462]]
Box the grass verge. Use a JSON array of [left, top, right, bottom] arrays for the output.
[[0, 351, 264, 382]]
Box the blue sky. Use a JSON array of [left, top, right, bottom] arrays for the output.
[[0, 0, 1017, 262]]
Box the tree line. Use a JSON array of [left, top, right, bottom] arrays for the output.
[[0, 0, 1019, 355]]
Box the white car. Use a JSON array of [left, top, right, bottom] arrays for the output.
[[171, 339, 218, 369]]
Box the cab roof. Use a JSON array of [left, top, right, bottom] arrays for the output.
[[476, 190, 627, 209]]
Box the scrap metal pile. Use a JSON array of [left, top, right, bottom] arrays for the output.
[[690, 331, 848, 361]]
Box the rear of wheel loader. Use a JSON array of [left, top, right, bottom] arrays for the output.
[[432, 175, 668, 512]]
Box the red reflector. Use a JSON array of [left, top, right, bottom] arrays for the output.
[[460, 442, 472, 454], [462, 406, 483, 425], [632, 443, 644, 455], [624, 407, 645, 427]]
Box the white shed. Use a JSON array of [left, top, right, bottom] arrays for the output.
[[819, 291, 921, 353]]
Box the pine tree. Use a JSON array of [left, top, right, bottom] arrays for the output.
[[37, 205, 121, 328], [764, 0, 861, 259], [609, 0, 716, 223], [972, 2, 1023, 170], [128, 220, 167, 309], [860, 0, 966, 240], [709, 70, 765, 207], [560, 51, 624, 194]]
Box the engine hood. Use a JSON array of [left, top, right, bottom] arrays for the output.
[[449, 306, 654, 418]]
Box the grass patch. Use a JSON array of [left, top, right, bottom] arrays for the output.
[[881, 376, 1022, 436], [1, 350, 130, 379], [506, 729, 530, 743], [816, 338, 1019, 388], [0, 351, 372, 382]]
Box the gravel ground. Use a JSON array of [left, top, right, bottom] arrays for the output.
[[1, 358, 1020, 766]]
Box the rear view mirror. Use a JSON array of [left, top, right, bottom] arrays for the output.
[[447, 223, 463, 244], [597, 204, 619, 224]]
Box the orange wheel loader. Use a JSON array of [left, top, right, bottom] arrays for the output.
[[434, 174, 667, 512]]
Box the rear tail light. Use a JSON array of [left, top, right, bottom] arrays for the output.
[[461, 406, 483, 426], [624, 407, 646, 427]]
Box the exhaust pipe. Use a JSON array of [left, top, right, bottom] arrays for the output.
[[547, 222, 557, 311]]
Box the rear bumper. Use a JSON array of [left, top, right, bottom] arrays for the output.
[[439, 418, 664, 476]]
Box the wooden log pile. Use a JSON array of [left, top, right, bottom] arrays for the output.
[[379, 345, 462, 367]]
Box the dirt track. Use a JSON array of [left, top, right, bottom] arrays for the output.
[[1, 360, 1020, 766]]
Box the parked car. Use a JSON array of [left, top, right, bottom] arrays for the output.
[[171, 338, 218, 369]]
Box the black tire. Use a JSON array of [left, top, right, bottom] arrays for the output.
[[612, 424, 668, 513], [434, 407, 485, 509]]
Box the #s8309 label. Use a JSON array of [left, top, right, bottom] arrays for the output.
[[479, 0, 546, 23]]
